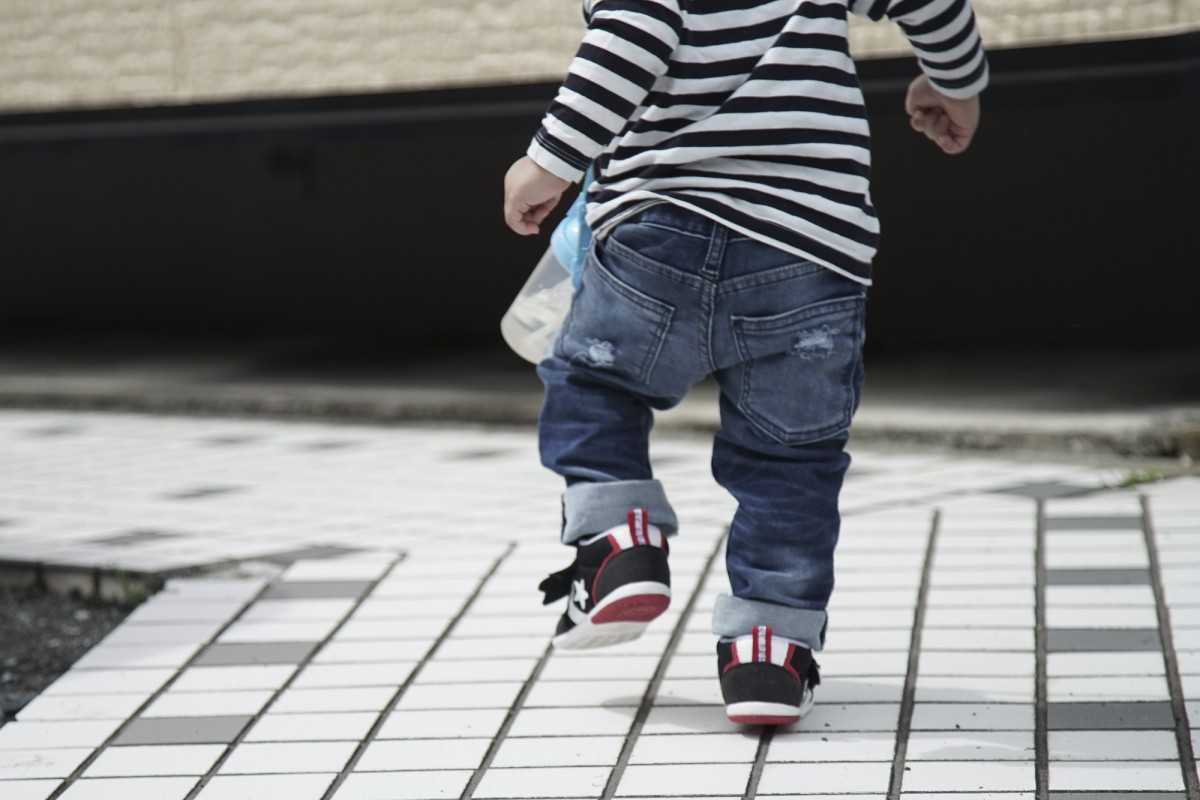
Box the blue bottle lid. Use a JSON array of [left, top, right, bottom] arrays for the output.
[[549, 168, 594, 287]]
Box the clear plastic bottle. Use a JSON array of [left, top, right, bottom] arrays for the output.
[[501, 181, 592, 364]]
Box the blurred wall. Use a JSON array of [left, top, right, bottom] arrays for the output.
[[0, 6, 1196, 353]]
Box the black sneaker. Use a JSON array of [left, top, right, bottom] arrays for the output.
[[538, 508, 670, 649], [717, 625, 820, 725]]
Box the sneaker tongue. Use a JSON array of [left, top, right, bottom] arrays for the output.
[[537, 563, 576, 605]]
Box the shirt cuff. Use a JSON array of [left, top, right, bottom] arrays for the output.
[[527, 138, 588, 184]]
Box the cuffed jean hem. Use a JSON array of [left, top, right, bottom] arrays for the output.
[[711, 594, 828, 651], [561, 479, 678, 545]]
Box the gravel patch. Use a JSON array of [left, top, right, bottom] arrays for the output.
[[0, 585, 136, 725]]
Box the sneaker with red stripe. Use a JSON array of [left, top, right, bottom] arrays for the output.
[[717, 626, 820, 725], [538, 508, 671, 650]]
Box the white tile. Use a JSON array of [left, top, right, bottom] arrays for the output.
[[901, 761, 1035, 792], [416, 658, 536, 685], [291, 662, 417, 689], [508, 707, 636, 738], [376, 709, 509, 740], [0, 749, 94, 780], [918, 652, 1033, 677], [219, 741, 358, 774], [628, 732, 760, 765], [924, 607, 1032, 628], [920, 627, 1034, 652], [0, 720, 122, 750], [801, 703, 902, 732], [523, 679, 645, 709], [910, 703, 1034, 731], [171, 665, 297, 692], [15, 693, 150, 721], [1046, 675, 1171, 702], [100, 623, 225, 646], [336, 619, 449, 642], [814, 677, 905, 704], [1049, 760, 1184, 791], [492, 736, 626, 769], [238, 599, 357, 622], [1049, 730, 1179, 760], [42, 669, 176, 696], [141, 691, 274, 718], [282, 560, 392, 581], [0, 780, 62, 800], [314, 641, 423, 664], [70, 644, 201, 670], [394, 682, 523, 711], [616, 763, 752, 796], [540, 655, 661, 682], [271, 687, 397, 714], [1045, 606, 1160, 628], [83, 744, 226, 777], [474, 766, 612, 799], [333, 769, 474, 800], [768, 731, 896, 762], [654, 678, 724, 707], [357, 738, 492, 772], [757, 761, 893, 794], [1046, 651, 1165, 677], [915, 676, 1033, 703], [905, 731, 1034, 761], [194, 773, 337, 800], [57, 777, 199, 800], [244, 712, 378, 743]]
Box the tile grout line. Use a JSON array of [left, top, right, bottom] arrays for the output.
[[184, 552, 410, 800], [1034, 499, 1049, 800], [459, 639, 556, 799], [741, 725, 774, 800], [43, 567, 305, 799], [885, 507, 941, 800], [599, 530, 727, 800], [1141, 494, 1200, 800], [320, 542, 516, 800]]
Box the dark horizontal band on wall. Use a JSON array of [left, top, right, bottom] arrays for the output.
[[1, 30, 1196, 152]]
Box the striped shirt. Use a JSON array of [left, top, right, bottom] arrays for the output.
[[527, 0, 989, 284]]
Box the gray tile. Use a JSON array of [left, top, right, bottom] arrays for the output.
[[1044, 516, 1142, 530], [1047, 701, 1175, 730], [260, 581, 372, 600], [258, 547, 363, 566], [114, 715, 252, 745], [193, 642, 318, 666], [91, 530, 183, 547], [1047, 629, 1162, 652], [1050, 794, 1186, 800], [1044, 569, 1152, 586], [994, 482, 1098, 499]]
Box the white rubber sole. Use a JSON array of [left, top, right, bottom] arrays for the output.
[[553, 581, 670, 651], [725, 686, 815, 725]]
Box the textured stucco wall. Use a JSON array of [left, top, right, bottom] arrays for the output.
[[1, 0, 1197, 113]]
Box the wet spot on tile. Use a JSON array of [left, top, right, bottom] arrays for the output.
[[1044, 516, 1142, 530], [24, 425, 84, 438], [163, 487, 244, 501], [114, 715, 253, 745], [296, 441, 360, 451], [202, 435, 261, 447], [993, 482, 1099, 499], [1047, 701, 1175, 730], [257, 547, 363, 566], [259, 581, 372, 600], [90, 530, 184, 547], [1047, 629, 1162, 652], [1044, 569, 1152, 586], [443, 449, 513, 461], [193, 642, 318, 666]]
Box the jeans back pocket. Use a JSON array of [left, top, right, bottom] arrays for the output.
[[730, 295, 865, 446], [556, 252, 675, 386]]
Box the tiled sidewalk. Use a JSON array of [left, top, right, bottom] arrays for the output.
[[0, 410, 1197, 799]]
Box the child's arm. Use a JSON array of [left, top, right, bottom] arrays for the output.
[[850, 0, 988, 153], [504, 0, 683, 235]]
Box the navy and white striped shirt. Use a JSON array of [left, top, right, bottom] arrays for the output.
[[527, 0, 989, 284]]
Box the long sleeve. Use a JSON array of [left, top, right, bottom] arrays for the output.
[[849, 0, 989, 98], [528, 0, 683, 183]]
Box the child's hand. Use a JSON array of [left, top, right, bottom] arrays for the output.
[[504, 156, 572, 236], [905, 75, 981, 155]]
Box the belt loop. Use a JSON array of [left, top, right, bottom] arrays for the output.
[[702, 219, 726, 277]]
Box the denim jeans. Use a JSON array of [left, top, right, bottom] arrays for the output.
[[537, 201, 867, 650]]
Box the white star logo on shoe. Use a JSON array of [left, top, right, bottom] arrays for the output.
[[572, 578, 589, 610]]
